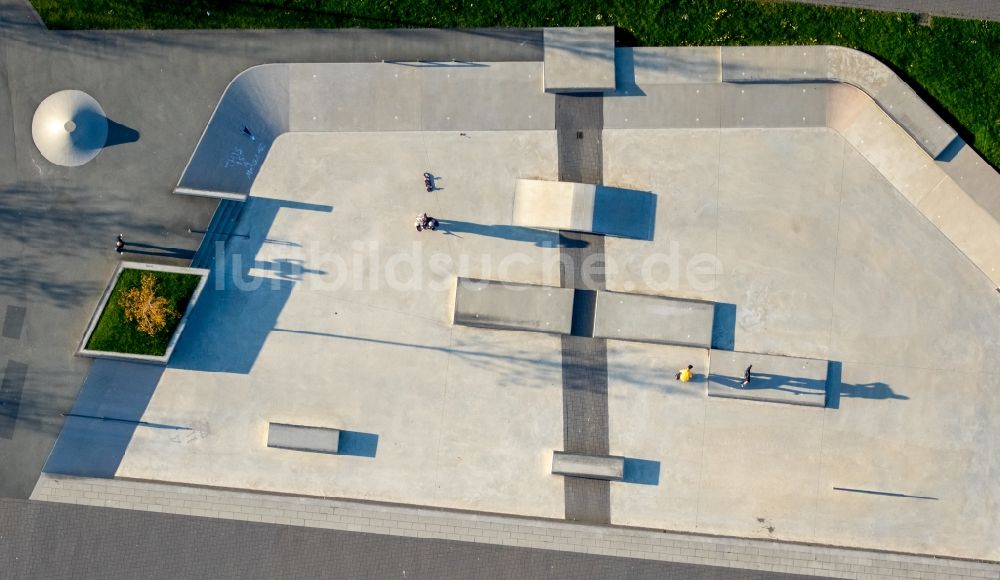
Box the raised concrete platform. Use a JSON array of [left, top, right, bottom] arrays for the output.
[[512, 179, 656, 239], [591, 291, 714, 348], [551, 451, 624, 481], [707, 350, 828, 407], [452, 277, 573, 334], [542, 27, 615, 93], [267, 422, 340, 455]]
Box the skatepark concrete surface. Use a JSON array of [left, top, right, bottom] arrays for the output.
[[3, 10, 999, 567], [122, 125, 997, 559]]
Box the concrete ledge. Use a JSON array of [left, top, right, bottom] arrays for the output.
[[592, 291, 714, 347], [172, 186, 248, 202], [452, 277, 574, 334], [267, 422, 340, 454], [76, 262, 209, 365], [543, 27, 616, 93], [512, 179, 656, 239], [552, 451, 624, 481], [708, 350, 828, 407], [720, 45, 956, 158]]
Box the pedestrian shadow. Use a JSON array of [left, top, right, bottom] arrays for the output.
[[712, 363, 906, 407], [123, 242, 196, 260], [123, 248, 196, 259], [436, 220, 585, 248]]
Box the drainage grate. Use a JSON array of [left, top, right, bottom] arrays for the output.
[[2, 306, 26, 340]]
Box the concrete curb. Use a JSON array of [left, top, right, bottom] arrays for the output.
[[76, 262, 209, 365]]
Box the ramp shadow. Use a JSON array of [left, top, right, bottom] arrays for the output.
[[43, 360, 164, 478], [170, 198, 332, 374], [622, 458, 660, 486], [592, 187, 657, 240], [338, 431, 379, 458], [711, 303, 736, 350]]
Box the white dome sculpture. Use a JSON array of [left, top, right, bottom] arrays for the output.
[[31, 90, 109, 167]]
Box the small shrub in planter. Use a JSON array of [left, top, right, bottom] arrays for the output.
[[85, 268, 202, 357]]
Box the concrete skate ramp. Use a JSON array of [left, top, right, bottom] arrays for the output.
[[592, 291, 714, 347], [614, 46, 955, 158], [176, 62, 554, 200], [551, 451, 624, 481], [176, 64, 290, 200], [708, 350, 828, 408], [720, 45, 956, 158], [512, 179, 656, 239], [608, 46, 1000, 287], [452, 277, 573, 334]]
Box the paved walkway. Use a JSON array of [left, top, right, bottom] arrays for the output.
[[0, 500, 820, 580], [30, 474, 1000, 580], [555, 92, 613, 524], [2, 497, 821, 580], [780, 0, 1000, 21]]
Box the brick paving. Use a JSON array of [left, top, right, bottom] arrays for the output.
[[0, 496, 827, 580], [29, 475, 1000, 580], [779, 0, 1000, 21], [556, 93, 615, 524]]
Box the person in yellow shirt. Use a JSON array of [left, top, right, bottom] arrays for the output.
[[675, 364, 694, 382]]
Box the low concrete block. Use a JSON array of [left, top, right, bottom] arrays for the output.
[[592, 291, 714, 348], [708, 350, 828, 407], [543, 27, 616, 93], [452, 277, 574, 334], [512, 179, 655, 239], [552, 451, 624, 481], [267, 423, 340, 454]]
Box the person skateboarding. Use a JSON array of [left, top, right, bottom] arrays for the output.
[[675, 364, 694, 382]]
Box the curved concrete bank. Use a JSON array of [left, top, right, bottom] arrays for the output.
[[176, 62, 554, 200], [608, 46, 1000, 287]]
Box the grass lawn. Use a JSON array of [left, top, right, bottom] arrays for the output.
[[85, 268, 201, 356], [29, 1, 1000, 169]]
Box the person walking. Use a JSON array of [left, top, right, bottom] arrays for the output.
[[741, 364, 753, 388], [675, 364, 694, 382], [115, 234, 126, 254]]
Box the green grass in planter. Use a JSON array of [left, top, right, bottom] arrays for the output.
[[85, 269, 201, 356]]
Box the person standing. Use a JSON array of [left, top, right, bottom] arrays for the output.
[[675, 364, 694, 382], [415, 213, 439, 232], [741, 364, 752, 388], [115, 234, 126, 254]]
